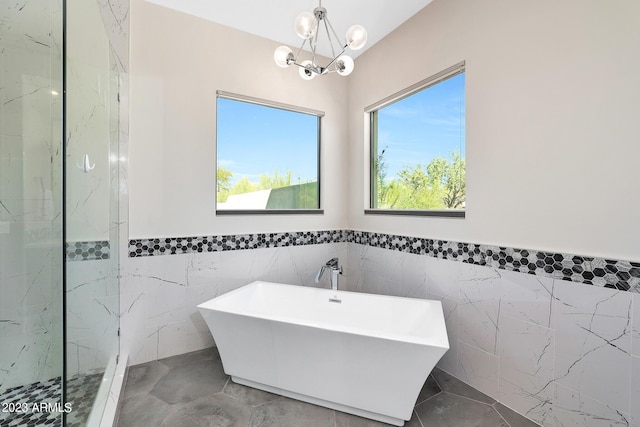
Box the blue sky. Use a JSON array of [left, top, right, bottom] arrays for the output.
[[377, 72, 465, 180], [217, 73, 465, 186], [217, 98, 319, 185]]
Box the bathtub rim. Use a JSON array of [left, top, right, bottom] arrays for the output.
[[197, 280, 449, 349]]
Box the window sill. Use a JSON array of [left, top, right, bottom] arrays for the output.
[[364, 209, 465, 218], [217, 209, 324, 216]]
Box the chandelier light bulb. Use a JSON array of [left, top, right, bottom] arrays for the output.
[[336, 55, 354, 76], [299, 60, 316, 80], [274, 46, 294, 68], [276, 2, 366, 80], [294, 11, 318, 39], [345, 25, 367, 50]]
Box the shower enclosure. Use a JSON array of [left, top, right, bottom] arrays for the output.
[[0, 0, 121, 425]]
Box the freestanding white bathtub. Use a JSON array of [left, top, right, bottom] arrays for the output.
[[197, 281, 449, 426]]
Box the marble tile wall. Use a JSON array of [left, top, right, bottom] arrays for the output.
[[0, 0, 64, 391], [123, 228, 640, 426], [347, 243, 640, 427], [120, 242, 348, 365], [131, 230, 640, 292], [62, 0, 129, 395], [66, 259, 119, 377], [65, 0, 118, 245], [0, 0, 127, 407], [96, 0, 129, 73]]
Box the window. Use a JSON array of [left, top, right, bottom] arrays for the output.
[[367, 62, 466, 217], [216, 91, 322, 213]]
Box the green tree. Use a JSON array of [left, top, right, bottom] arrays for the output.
[[217, 169, 300, 203], [397, 162, 444, 209], [217, 167, 233, 191], [441, 152, 465, 209], [375, 151, 465, 209], [229, 176, 257, 195], [373, 147, 402, 208], [216, 167, 234, 202], [257, 170, 292, 190]]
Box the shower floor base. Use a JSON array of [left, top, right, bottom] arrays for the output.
[[0, 377, 61, 426], [0, 372, 103, 427]]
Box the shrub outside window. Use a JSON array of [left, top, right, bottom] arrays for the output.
[[368, 62, 466, 217], [216, 92, 322, 214]]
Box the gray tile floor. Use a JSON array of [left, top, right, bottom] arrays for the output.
[[117, 347, 540, 427]]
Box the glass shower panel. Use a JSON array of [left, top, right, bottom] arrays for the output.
[[0, 0, 64, 426], [65, 0, 120, 424]]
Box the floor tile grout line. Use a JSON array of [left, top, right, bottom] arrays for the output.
[[492, 402, 513, 427], [221, 376, 230, 395], [413, 407, 426, 427], [492, 401, 543, 427], [414, 389, 442, 406], [120, 350, 539, 427], [430, 372, 443, 390], [431, 370, 499, 407], [443, 390, 496, 407]]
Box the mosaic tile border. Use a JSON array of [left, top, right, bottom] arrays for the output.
[[349, 231, 640, 292], [129, 230, 348, 257], [65, 241, 110, 262], [129, 230, 640, 292]]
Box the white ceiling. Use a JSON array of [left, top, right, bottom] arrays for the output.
[[146, 0, 433, 58]]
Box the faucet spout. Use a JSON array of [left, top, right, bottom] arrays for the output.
[[315, 258, 342, 290], [314, 265, 326, 283]]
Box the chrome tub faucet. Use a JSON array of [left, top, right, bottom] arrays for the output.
[[314, 257, 342, 290]]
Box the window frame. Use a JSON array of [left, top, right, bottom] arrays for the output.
[[364, 61, 466, 218], [215, 90, 324, 215]]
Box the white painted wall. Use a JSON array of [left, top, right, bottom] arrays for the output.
[[129, 0, 349, 239], [348, 0, 640, 262]]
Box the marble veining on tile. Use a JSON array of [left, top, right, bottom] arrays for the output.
[[96, 0, 129, 72], [129, 230, 640, 292], [121, 231, 640, 426], [552, 281, 633, 413]]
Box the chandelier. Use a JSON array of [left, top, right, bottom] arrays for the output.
[[273, 1, 367, 80]]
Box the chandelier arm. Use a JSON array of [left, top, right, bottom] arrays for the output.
[[322, 46, 347, 72], [323, 18, 337, 62], [313, 19, 323, 66], [295, 39, 307, 62], [325, 17, 345, 52]]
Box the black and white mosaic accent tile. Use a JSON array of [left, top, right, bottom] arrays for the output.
[[129, 230, 348, 257], [0, 377, 61, 426], [129, 230, 640, 292], [349, 231, 640, 292], [65, 372, 103, 427], [0, 372, 103, 427], [65, 241, 110, 262]]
